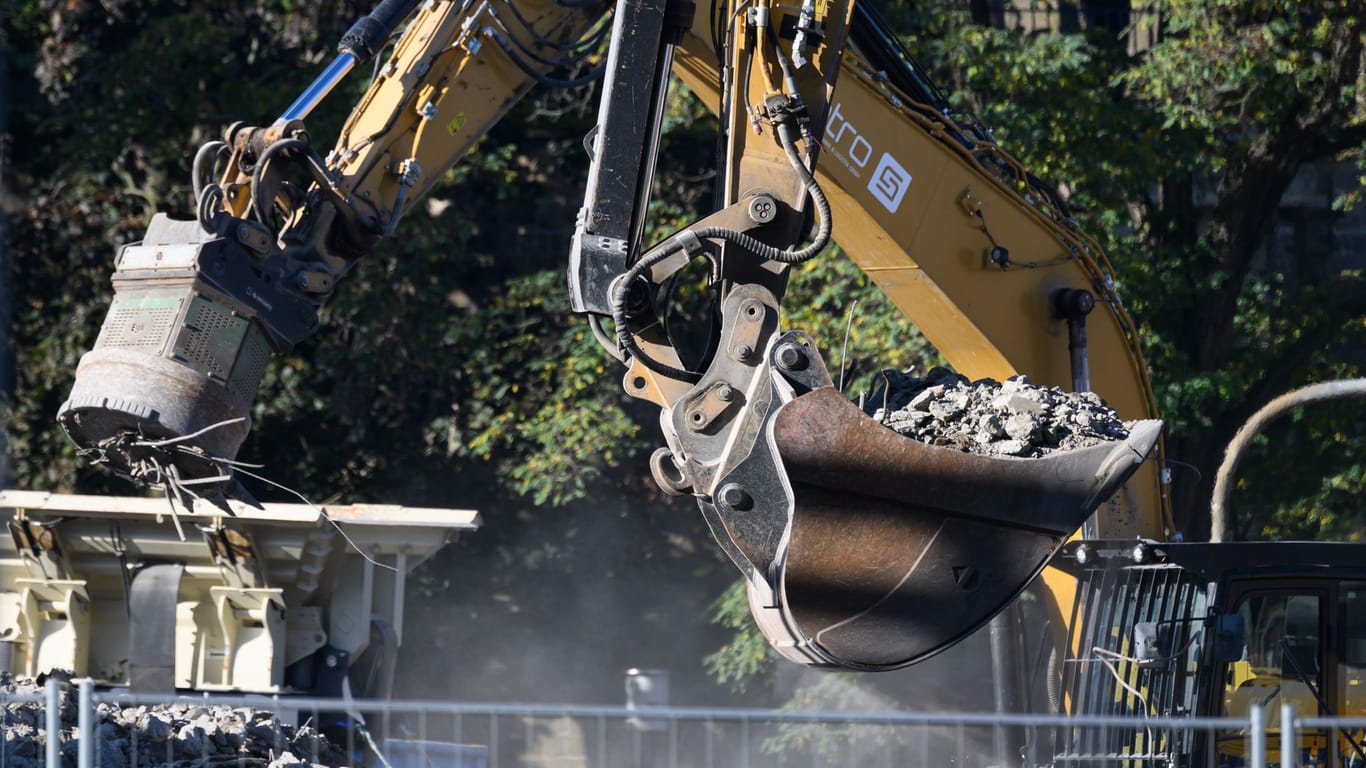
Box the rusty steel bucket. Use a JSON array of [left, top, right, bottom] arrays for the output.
[[764, 387, 1162, 670]]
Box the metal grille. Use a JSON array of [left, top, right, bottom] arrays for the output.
[[95, 297, 181, 351], [228, 325, 273, 400], [174, 296, 247, 379], [1057, 561, 1207, 764]]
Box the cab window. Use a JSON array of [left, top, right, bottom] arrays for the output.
[[1218, 592, 1325, 767]]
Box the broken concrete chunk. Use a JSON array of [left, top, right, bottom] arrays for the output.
[[993, 391, 1049, 416], [884, 409, 933, 435], [993, 439, 1031, 457], [929, 398, 966, 422], [908, 385, 944, 411], [1003, 413, 1042, 443]]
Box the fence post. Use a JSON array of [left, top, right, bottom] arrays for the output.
[[44, 678, 59, 768], [1280, 704, 1295, 768], [1250, 705, 1266, 768], [78, 680, 93, 768]]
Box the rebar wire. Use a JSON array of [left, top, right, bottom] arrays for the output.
[[160, 483, 187, 542], [230, 465, 399, 573], [838, 300, 858, 393], [156, 436, 391, 577], [131, 417, 247, 448], [176, 446, 264, 469]]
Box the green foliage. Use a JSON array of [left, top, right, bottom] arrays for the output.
[[1125, 1, 1359, 147], [784, 252, 941, 394], [1229, 350, 1366, 542], [761, 675, 907, 758], [703, 579, 774, 689], [433, 270, 642, 506]]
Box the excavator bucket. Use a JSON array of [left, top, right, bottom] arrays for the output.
[[764, 387, 1162, 670]]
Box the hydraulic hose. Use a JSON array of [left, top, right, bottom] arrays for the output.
[[1210, 377, 1366, 542], [248, 137, 337, 227], [281, 0, 423, 122], [340, 0, 425, 62], [691, 122, 831, 265], [191, 141, 228, 203], [611, 119, 831, 382]]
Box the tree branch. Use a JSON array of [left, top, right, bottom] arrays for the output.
[[1306, 122, 1366, 162], [1301, 6, 1365, 133]]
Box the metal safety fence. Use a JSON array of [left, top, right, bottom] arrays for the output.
[[1, 678, 1359, 767]]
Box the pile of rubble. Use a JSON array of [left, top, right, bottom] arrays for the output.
[[864, 367, 1132, 457], [0, 674, 347, 768]]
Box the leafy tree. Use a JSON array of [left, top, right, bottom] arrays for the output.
[[1123, 0, 1366, 539]]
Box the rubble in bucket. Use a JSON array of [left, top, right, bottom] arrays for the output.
[[863, 367, 1133, 458]]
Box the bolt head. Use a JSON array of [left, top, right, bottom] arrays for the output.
[[776, 344, 805, 370], [715, 383, 734, 402], [719, 484, 749, 509]]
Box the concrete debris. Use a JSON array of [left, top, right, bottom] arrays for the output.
[[864, 367, 1132, 458], [0, 674, 347, 768]]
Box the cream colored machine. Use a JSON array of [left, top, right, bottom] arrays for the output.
[[0, 490, 477, 694]]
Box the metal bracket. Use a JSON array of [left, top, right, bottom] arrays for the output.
[[212, 586, 286, 690], [667, 284, 781, 496], [683, 381, 742, 433], [568, 0, 676, 314], [285, 605, 329, 666], [15, 578, 90, 678]]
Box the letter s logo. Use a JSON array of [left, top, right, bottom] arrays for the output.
[[868, 153, 911, 213]]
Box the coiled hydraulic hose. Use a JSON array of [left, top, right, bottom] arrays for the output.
[[191, 141, 229, 204], [249, 138, 337, 225]]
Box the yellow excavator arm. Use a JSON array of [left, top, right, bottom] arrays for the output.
[[58, 0, 1166, 671]]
